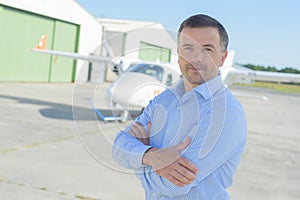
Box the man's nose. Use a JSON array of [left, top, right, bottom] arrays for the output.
[[190, 48, 205, 64]]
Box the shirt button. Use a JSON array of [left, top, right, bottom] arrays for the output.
[[177, 105, 181, 109], [121, 153, 125, 159]]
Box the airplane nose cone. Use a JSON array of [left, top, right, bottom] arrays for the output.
[[107, 72, 166, 108]]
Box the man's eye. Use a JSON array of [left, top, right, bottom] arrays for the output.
[[183, 47, 193, 51], [205, 48, 213, 52]]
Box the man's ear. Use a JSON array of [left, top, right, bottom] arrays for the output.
[[219, 51, 228, 67], [177, 47, 180, 64]]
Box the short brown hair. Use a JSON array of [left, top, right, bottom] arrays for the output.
[[178, 14, 229, 51]]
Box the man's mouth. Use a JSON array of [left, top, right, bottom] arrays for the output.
[[186, 65, 205, 72]]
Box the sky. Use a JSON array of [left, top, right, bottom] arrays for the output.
[[76, 0, 300, 70]]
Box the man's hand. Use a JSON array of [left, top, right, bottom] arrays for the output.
[[129, 122, 151, 145], [143, 138, 198, 187], [129, 122, 198, 187]]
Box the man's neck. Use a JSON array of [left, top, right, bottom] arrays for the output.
[[183, 78, 204, 92], [183, 81, 199, 92], [183, 74, 219, 92]]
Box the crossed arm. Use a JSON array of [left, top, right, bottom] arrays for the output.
[[130, 122, 198, 187], [112, 102, 247, 197]]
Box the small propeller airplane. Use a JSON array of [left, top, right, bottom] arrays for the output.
[[32, 34, 300, 122]]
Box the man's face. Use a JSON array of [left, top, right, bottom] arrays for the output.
[[177, 27, 227, 88]]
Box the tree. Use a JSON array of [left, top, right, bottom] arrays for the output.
[[241, 64, 300, 74]]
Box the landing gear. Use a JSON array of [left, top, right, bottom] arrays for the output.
[[118, 110, 129, 123]]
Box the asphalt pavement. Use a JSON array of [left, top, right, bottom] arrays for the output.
[[0, 82, 299, 200]]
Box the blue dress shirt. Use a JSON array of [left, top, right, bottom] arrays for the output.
[[113, 75, 247, 199]]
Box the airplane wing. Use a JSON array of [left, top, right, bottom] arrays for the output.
[[228, 69, 300, 83], [32, 34, 113, 63], [32, 48, 112, 63], [219, 50, 300, 84]]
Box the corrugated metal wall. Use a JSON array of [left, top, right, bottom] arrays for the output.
[[139, 42, 171, 62], [0, 4, 79, 82]]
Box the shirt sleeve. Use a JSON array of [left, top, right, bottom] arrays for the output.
[[112, 99, 155, 169], [214, 150, 244, 188], [133, 104, 247, 198], [194, 104, 247, 184]]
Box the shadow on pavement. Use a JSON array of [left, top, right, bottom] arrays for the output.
[[0, 94, 141, 121]]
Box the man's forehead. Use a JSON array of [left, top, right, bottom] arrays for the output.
[[179, 36, 198, 45], [178, 27, 221, 47]]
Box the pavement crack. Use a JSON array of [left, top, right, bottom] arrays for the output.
[[0, 135, 75, 153], [75, 194, 100, 200], [0, 177, 99, 199]]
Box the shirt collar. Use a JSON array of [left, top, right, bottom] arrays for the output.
[[174, 80, 185, 97], [194, 75, 224, 100], [174, 75, 224, 100]]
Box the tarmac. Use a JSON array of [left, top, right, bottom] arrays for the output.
[[0, 81, 299, 200]]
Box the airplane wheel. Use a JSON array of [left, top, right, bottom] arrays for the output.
[[118, 110, 128, 123]]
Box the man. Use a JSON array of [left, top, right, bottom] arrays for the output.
[[112, 14, 247, 199]]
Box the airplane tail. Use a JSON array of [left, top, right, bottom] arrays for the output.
[[220, 50, 235, 82], [35, 34, 48, 50]]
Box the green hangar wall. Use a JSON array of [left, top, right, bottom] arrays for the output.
[[0, 4, 79, 82]]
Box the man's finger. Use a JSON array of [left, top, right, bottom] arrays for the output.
[[130, 124, 142, 138], [175, 137, 191, 152], [174, 163, 197, 181], [166, 174, 185, 187], [129, 128, 138, 138], [147, 122, 151, 138], [170, 169, 192, 185], [135, 123, 148, 138], [177, 157, 198, 175]]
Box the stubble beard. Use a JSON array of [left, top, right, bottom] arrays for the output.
[[184, 70, 205, 87], [184, 63, 206, 86]]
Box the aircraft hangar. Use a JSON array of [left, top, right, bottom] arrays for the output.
[[98, 18, 178, 82], [0, 0, 178, 83], [98, 18, 177, 63], [0, 0, 103, 82]]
